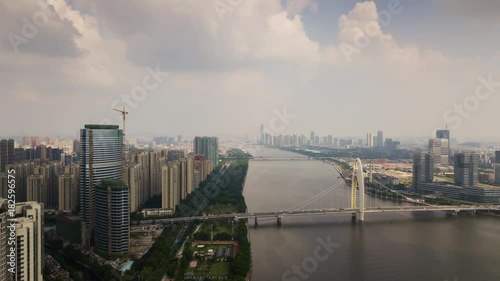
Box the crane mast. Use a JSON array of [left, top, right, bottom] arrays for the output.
[[113, 106, 129, 184]]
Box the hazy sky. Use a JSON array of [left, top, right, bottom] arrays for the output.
[[1, 0, 500, 139]]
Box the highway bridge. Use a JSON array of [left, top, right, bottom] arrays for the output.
[[138, 205, 499, 225], [137, 158, 499, 226]]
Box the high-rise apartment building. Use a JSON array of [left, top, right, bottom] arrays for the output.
[[186, 156, 194, 195], [0, 174, 8, 198], [94, 179, 129, 257], [79, 124, 123, 247], [58, 175, 77, 211], [194, 137, 219, 168], [413, 152, 434, 191], [33, 162, 62, 208], [22, 137, 30, 147], [27, 175, 44, 203], [131, 151, 150, 205], [148, 151, 164, 196], [167, 150, 185, 162], [161, 161, 180, 210], [454, 152, 479, 187], [31, 137, 41, 148], [128, 163, 143, 213], [15, 202, 44, 281], [179, 158, 188, 200], [0, 199, 8, 281]]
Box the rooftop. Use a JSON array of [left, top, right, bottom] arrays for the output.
[[84, 124, 119, 130]]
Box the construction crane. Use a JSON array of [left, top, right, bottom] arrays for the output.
[[113, 106, 129, 183]]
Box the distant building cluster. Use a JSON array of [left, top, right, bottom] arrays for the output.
[[0, 149, 79, 212], [0, 124, 220, 262], [413, 130, 500, 204], [258, 127, 401, 151]]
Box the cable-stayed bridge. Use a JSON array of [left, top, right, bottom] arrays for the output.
[[139, 159, 499, 226]]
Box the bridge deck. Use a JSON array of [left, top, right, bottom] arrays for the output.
[[138, 206, 498, 224]]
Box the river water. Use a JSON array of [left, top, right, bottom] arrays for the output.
[[243, 147, 500, 281]]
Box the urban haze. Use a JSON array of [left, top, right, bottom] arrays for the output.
[[1, 1, 500, 281]]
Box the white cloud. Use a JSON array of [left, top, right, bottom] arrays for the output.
[[0, 0, 497, 138], [286, 0, 318, 17]]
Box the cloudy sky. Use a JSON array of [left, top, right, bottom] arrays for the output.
[[1, 0, 500, 140]]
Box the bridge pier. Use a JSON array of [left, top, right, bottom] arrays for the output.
[[254, 217, 259, 228], [359, 211, 365, 222], [351, 213, 357, 223], [277, 216, 282, 227]]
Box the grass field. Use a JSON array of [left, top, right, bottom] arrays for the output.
[[200, 221, 233, 235]]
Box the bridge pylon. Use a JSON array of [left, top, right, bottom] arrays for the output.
[[351, 158, 366, 222]]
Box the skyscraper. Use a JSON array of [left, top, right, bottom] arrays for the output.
[[310, 131, 315, 144], [94, 179, 130, 257], [376, 131, 383, 147], [73, 139, 80, 154], [0, 139, 14, 172], [260, 124, 265, 144], [495, 151, 500, 184], [79, 124, 123, 247], [436, 129, 451, 164], [194, 137, 219, 168], [413, 152, 434, 191], [454, 152, 479, 187], [35, 145, 47, 162], [428, 138, 449, 166], [436, 129, 450, 139], [366, 133, 373, 147], [0, 140, 8, 173]]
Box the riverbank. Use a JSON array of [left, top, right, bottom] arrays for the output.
[[243, 146, 500, 281], [240, 161, 253, 281], [167, 159, 252, 281]]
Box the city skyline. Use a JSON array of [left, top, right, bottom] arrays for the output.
[[2, 2, 500, 280], [1, 1, 500, 138]]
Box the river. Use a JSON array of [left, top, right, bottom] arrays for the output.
[[243, 146, 500, 281]]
